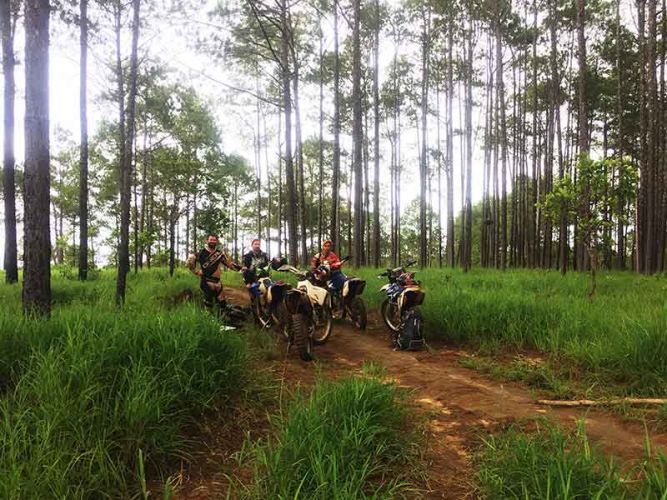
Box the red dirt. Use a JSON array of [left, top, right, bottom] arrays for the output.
[[173, 287, 667, 499]]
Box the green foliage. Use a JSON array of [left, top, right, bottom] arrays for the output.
[[540, 156, 638, 249], [0, 269, 248, 498], [476, 421, 667, 499], [250, 376, 419, 499], [476, 422, 624, 499]]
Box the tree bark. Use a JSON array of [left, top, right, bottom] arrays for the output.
[[116, 0, 141, 305], [23, 0, 51, 316], [330, 0, 341, 252], [352, 0, 363, 267], [1, 0, 18, 284], [78, 0, 89, 280], [576, 0, 589, 271], [372, 0, 381, 267], [281, 0, 298, 264], [446, 25, 455, 268], [419, 9, 430, 268]]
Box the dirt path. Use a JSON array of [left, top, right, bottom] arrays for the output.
[[188, 288, 667, 498]]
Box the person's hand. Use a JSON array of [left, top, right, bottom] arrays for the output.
[[241, 266, 248, 272], [196, 270, 203, 277]]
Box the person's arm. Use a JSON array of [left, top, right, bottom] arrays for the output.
[[222, 254, 242, 271], [186, 253, 203, 277]]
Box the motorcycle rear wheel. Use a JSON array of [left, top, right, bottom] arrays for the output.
[[290, 313, 313, 361]]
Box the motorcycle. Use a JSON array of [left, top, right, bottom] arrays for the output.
[[279, 264, 333, 345], [378, 260, 426, 350], [247, 264, 314, 361], [317, 256, 367, 330], [246, 264, 291, 328]]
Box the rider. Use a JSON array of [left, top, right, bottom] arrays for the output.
[[187, 233, 241, 315], [311, 240, 345, 293], [240, 238, 284, 286]]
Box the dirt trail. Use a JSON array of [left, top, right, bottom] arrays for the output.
[[204, 288, 667, 498]]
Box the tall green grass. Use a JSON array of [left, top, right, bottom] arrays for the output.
[[476, 421, 667, 499], [248, 375, 420, 499], [351, 267, 667, 395], [0, 269, 248, 498]]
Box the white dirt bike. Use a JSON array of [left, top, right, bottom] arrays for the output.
[[279, 264, 333, 345]]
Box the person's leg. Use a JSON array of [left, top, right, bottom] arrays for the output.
[[201, 279, 215, 312]]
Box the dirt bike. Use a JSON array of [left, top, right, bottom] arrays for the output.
[[279, 264, 333, 345], [246, 264, 313, 361], [246, 264, 290, 328], [317, 256, 367, 330], [378, 260, 426, 350]]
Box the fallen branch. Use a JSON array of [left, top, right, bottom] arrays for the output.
[[537, 398, 667, 407]]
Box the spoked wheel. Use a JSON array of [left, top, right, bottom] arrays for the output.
[[346, 296, 367, 330], [290, 313, 313, 361], [311, 301, 333, 345], [381, 299, 401, 332]]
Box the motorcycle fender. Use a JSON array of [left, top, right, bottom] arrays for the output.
[[311, 285, 329, 306], [380, 284, 390, 292]]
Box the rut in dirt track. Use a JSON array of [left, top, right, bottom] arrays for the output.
[[225, 287, 667, 499]]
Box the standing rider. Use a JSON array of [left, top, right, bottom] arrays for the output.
[[187, 233, 241, 315], [241, 238, 286, 287], [311, 240, 345, 293]]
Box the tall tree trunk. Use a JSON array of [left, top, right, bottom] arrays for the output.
[[281, 0, 298, 264], [372, 0, 381, 267], [645, 0, 659, 272], [255, 82, 262, 241], [552, 0, 567, 274], [292, 68, 308, 265], [330, 0, 341, 251], [78, 0, 88, 280], [419, 9, 430, 268], [116, 0, 141, 304], [464, 17, 473, 271], [23, 0, 51, 315], [352, 0, 363, 267], [496, 8, 508, 270], [446, 26, 455, 268], [576, 0, 589, 272], [1, 0, 18, 284], [318, 15, 324, 252]]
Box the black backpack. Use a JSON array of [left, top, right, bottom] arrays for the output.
[[395, 309, 425, 350]]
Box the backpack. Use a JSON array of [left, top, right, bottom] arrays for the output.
[[395, 309, 425, 350]]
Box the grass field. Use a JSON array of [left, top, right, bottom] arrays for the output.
[[0, 268, 249, 498], [345, 267, 667, 396], [1, 265, 665, 497]]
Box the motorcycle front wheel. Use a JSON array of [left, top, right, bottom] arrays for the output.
[[381, 299, 401, 332]]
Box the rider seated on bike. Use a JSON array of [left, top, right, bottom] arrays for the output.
[[241, 238, 285, 287], [311, 240, 345, 292]]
